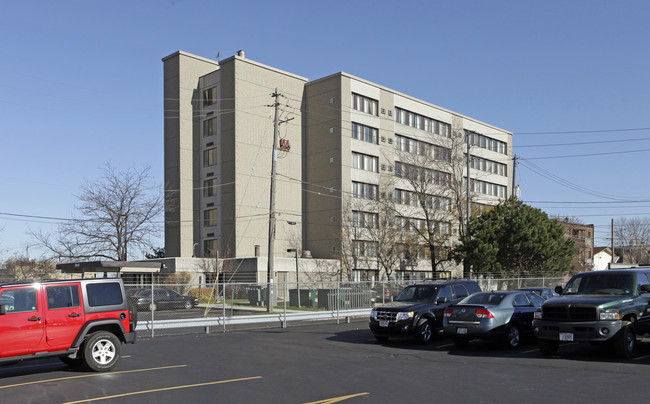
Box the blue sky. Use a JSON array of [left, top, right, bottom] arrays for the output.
[[1, 0, 649, 258]]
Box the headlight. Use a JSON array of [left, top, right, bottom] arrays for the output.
[[534, 308, 542, 319], [370, 310, 378, 321], [599, 310, 620, 320], [396, 311, 414, 321]]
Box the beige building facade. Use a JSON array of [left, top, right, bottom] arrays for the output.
[[163, 50, 512, 281]]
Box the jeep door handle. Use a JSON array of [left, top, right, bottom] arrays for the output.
[[68, 313, 81, 318], [28, 316, 41, 321]]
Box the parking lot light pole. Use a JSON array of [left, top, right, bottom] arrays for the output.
[[287, 248, 299, 307]]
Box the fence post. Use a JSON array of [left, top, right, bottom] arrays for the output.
[[222, 281, 226, 333], [282, 282, 287, 329]]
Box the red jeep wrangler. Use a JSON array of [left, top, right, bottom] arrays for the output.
[[0, 278, 137, 371]]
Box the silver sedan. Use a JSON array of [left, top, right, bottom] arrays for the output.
[[443, 291, 545, 348]]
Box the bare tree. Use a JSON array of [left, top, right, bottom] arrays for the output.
[[1, 257, 58, 282], [392, 131, 466, 273], [30, 163, 163, 261], [614, 217, 650, 264]]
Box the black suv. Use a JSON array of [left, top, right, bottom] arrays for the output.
[[369, 280, 481, 343], [533, 268, 650, 358]]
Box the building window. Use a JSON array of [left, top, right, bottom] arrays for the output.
[[203, 87, 217, 106], [203, 117, 217, 137], [352, 152, 378, 172], [204, 208, 218, 227], [352, 211, 378, 229], [203, 179, 217, 197], [352, 93, 378, 116], [351, 122, 378, 144], [470, 178, 507, 198], [469, 155, 507, 176], [395, 107, 451, 137], [352, 181, 378, 200], [203, 148, 217, 167], [466, 130, 507, 155], [353, 240, 378, 257], [204, 239, 218, 256]]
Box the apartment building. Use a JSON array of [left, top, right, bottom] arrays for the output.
[[163, 50, 513, 281]]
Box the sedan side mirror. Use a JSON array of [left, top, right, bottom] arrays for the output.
[[554, 285, 563, 295], [436, 297, 449, 304], [0, 304, 5, 315]]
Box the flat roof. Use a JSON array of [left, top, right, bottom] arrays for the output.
[[56, 261, 162, 274]]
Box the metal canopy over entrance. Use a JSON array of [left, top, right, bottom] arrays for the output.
[[56, 261, 162, 277]]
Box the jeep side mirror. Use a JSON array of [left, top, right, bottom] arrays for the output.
[[554, 286, 563, 294], [0, 304, 5, 315], [437, 297, 449, 304], [639, 284, 650, 294]]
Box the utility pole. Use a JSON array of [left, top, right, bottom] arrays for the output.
[[267, 88, 281, 313], [464, 134, 471, 278], [611, 218, 615, 267], [512, 154, 518, 197]]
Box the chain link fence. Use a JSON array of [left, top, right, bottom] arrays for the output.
[[126, 277, 567, 338]]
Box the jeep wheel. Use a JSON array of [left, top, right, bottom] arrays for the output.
[[184, 300, 193, 310], [505, 324, 521, 349], [82, 331, 121, 372], [415, 319, 434, 344], [614, 322, 637, 359], [538, 338, 559, 356]]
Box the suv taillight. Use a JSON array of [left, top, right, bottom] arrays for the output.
[[475, 308, 494, 319], [443, 308, 453, 318]]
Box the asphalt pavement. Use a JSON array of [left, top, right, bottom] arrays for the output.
[[1, 319, 650, 403]]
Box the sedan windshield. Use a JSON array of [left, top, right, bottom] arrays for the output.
[[564, 274, 634, 296], [395, 285, 438, 303]]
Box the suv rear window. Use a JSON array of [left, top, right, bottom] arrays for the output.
[[86, 282, 123, 307]]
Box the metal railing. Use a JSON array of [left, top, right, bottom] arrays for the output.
[[126, 277, 566, 338]]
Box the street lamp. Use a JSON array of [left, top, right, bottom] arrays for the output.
[[287, 248, 299, 307]]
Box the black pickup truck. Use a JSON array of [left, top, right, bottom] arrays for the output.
[[532, 268, 650, 358]]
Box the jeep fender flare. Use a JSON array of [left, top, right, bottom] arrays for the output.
[[72, 319, 127, 348]]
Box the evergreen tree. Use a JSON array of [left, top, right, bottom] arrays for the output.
[[456, 197, 574, 277]]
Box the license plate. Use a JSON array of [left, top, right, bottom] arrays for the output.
[[559, 332, 574, 341], [379, 320, 389, 327], [457, 327, 468, 335]]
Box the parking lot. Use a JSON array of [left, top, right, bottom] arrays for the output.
[[1, 319, 650, 403]]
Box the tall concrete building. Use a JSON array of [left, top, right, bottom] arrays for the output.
[[163, 50, 512, 281]]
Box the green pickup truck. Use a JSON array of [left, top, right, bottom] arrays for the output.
[[533, 268, 650, 358]]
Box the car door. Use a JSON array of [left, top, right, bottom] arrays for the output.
[[0, 286, 45, 357], [512, 293, 539, 334], [44, 283, 84, 350], [166, 290, 183, 309], [432, 286, 454, 327]]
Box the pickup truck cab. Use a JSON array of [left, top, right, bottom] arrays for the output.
[[533, 268, 650, 358], [0, 278, 137, 371]]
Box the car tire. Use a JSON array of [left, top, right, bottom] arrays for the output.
[[614, 321, 637, 359], [538, 338, 559, 356], [184, 300, 193, 310], [82, 331, 121, 372], [505, 324, 521, 349], [414, 319, 434, 344], [453, 337, 470, 348]]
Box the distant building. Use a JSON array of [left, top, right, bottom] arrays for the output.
[[162, 50, 513, 282], [557, 219, 595, 273], [593, 247, 614, 271]]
